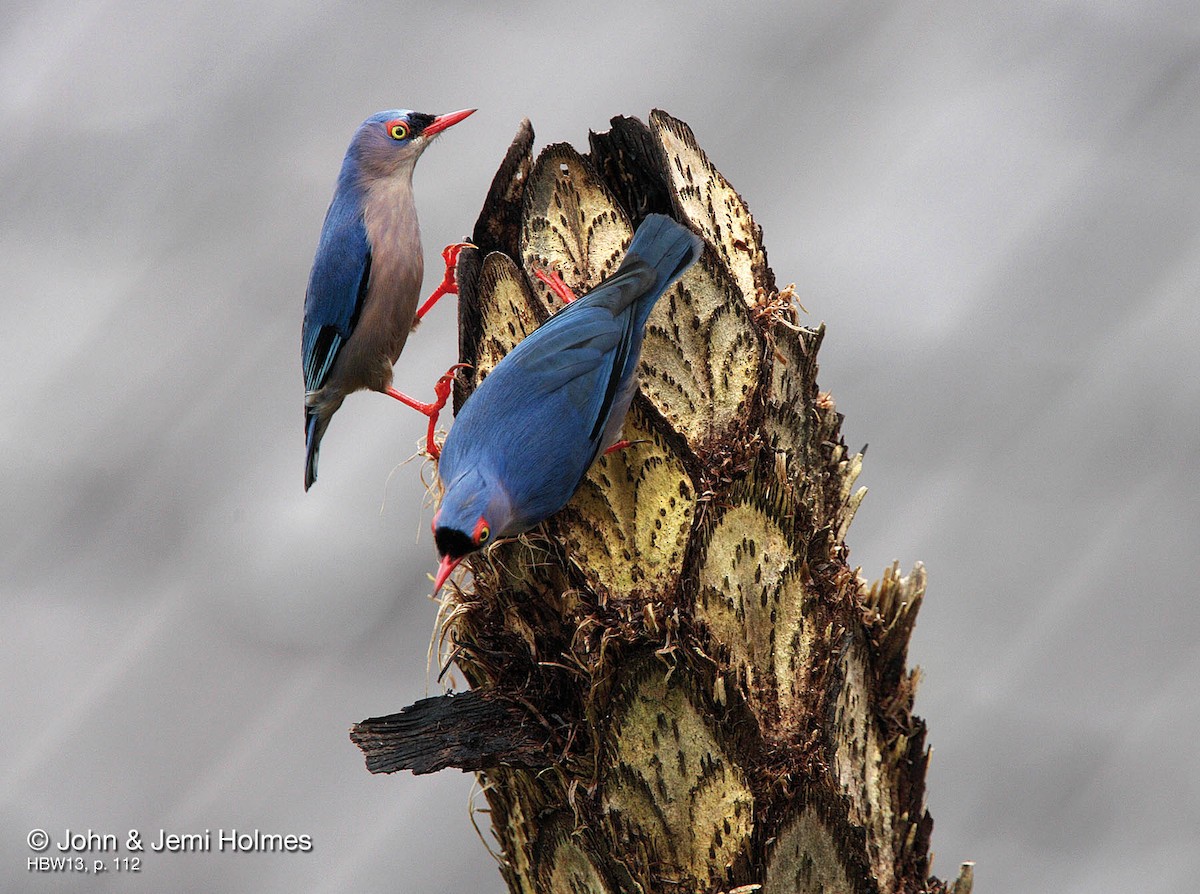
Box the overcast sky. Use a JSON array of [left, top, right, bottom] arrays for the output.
[[3, 1, 1198, 891]]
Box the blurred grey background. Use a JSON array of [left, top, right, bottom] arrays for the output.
[[3, 1, 1197, 891]]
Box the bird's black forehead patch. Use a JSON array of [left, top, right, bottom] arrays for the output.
[[409, 112, 436, 135], [435, 526, 474, 559]]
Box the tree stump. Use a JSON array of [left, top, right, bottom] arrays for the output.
[[352, 110, 971, 894]]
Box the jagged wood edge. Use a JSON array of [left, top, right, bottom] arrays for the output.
[[471, 117, 535, 258], [648, 107, 776, 299], [588, 114, 676, 228]]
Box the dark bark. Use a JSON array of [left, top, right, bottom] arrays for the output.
[[350, 690, 553, 775]]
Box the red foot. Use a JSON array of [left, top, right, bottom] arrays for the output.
[[603, 439, 646, 455], [415, 242, 473, 324], [534, 267, 577, 304], [385, 363, 471, 458]]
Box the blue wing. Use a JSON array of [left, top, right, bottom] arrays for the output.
[[301, 187, 371, 394], [449, 215, 701, 469], [508, 213, 702, 440], [506, 263, 655, 444], [438, 214, 703, 525], [439, 271, 649, 525]]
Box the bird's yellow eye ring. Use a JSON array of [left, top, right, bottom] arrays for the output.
[[388, 121, 409, 141], [473, 517, 490, 545]]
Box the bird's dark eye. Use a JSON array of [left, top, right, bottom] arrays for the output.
[[473, 517, 490, 545], [388, 121, 409, 141]]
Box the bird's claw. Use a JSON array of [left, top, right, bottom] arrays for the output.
[[534, 266, 577, 304], [415, 241, 474, 324], [382, 362, 472, 459], [432, 362, 471, 402], [424, 363, 472, 459], [603, 438, 647, 455], [441, 241, 470, 268]]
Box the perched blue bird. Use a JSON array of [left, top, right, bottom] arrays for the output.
[[302, 107, 476, 490], [431, 213, 703, 591]]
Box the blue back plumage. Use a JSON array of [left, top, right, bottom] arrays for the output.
[[435, 214, 703, 551], [302, 165, 371, 395]]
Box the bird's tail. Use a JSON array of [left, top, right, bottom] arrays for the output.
[[620, 213, 704, 328], [304, 409, 326, 491]]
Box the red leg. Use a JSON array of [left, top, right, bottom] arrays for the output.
[[385, 363, 471, 458], [415, 242, 472, 324], [534, 267, 577, 304], [603, 439, 646, 455]]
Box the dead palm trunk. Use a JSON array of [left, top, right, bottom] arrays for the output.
[[352, 110, 972, 894]]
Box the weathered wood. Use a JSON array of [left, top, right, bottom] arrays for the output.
[[349, 690, 553, 775]]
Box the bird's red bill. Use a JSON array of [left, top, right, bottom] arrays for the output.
[[433, 554, 465, 594], [424, 108, 476, 138]]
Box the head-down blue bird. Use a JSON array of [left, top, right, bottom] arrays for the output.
[[431, 213, 703, 591], [302, 107, 475, 490]]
